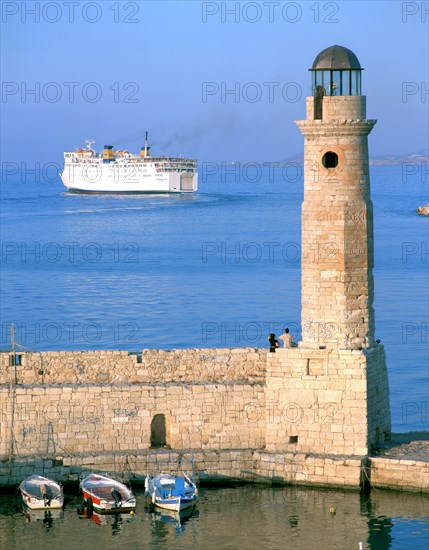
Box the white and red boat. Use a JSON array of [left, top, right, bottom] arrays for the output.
[[80, 473, 136, 514], [19, 475, 64, 510]]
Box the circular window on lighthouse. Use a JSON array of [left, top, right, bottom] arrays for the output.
[[322, 151, 339, 168]]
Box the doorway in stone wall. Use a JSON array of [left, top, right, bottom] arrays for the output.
[[150, 414, 167, 448]]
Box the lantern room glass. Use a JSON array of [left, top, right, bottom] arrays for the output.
[[312, 69, 362, 96], [332, 71, 341, 95], [351, 70, 361, 95], [342, 71, 350, 96]]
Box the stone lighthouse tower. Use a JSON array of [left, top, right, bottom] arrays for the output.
[[265, 46, 391, 456], [296, 45, 376, 350]]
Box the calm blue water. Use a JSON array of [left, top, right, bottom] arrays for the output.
[[0, 485, 428, 550], [0, 165, 428, 433]]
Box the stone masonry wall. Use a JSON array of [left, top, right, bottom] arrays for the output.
[[265, 346, 390, 456], [296, 96, 377, 350], [369, 457, 429, 492], [366, 346, 391, 449], [0, 382, 265, 461], [0, 348, 267, 463], [0, 449, 365, 489], [305, 96, 367, 122], [0, 345, 390, 468], [0, 348, 266, 386], [2, 449, 427, 493]]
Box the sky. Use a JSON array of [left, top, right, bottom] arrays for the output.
[[1, 0, 428, 164]]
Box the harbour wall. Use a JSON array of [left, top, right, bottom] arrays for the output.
[[1, 451, 428, 493], [369, 457, 429, 492], [0, 348, 267, 458], [0, 346, 390, 457], [0, 450, 364, 489], [0, 348, 267, 386], [0, 348, 426, 492]]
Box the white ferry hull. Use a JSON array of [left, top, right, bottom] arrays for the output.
[[61, 143, 198, 194], [61, 166, 197, 194]]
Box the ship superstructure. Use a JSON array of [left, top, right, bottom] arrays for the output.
[[61, 134, 198, 193]]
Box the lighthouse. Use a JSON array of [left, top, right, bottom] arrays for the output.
[[265, 46, 391, 456], [296, 45, 377, 351]]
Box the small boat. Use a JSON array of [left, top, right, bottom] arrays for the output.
[[145, 452, 199, 512], [145, 473, 198, 512], [19, 475, 64, 510], [80, 473, 136, 514]]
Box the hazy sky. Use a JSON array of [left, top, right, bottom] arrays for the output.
[[1, 0, 428, 164]]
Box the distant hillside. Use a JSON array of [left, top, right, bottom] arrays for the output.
[[268, 150, 428, 166], [369, 151, 429, 166]]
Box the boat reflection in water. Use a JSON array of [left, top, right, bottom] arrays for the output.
[[145, 503, 199, 534], [24, 507, 64, 529], [77, 505, 136, 535]]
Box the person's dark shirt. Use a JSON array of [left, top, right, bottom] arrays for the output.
[[268, 336, 278, 351]]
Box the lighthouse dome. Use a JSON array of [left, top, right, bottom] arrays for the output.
[[310, 45, 362, 97], [311, 45, 362, 70]]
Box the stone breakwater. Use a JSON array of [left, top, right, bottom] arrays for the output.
[[0, 347, 390, 457], [1, 449, 427, 493], [0, 348, 427, 492]]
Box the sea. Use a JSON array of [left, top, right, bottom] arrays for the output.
[[0, 163, 428, 548], [0, 484, 428, 550]]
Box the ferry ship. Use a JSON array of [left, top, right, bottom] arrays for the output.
[[61, 134, 198, 194]]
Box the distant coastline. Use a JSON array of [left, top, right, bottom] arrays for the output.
[[369, 153, 429, 166], [262, 151, 429, 166]]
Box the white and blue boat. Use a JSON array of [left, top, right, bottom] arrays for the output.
[[145, 473, 198, 512], [145, 453, 199, 512]]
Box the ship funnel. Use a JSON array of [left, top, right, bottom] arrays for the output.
[[103, 145, 114, 162], [140, 133, 151, 157]]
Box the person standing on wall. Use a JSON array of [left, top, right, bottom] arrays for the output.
[[278, 328, 295, 348], [268, 333, 279, 352]]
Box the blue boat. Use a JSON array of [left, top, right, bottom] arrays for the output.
[[145, 453, 199, 512], [145, 473, 198, 512]]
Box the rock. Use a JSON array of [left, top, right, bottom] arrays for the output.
[[417, 204, 429, 216]]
